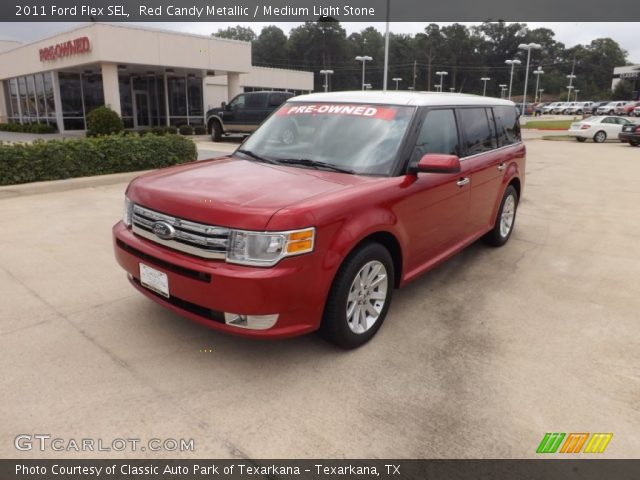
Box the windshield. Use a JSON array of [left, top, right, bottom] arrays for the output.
[[237, 102, 415, 176]]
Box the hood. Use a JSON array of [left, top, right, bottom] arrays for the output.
[[127, 157, 369, 230]]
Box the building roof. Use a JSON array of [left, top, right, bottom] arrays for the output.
[[288, 90, 515, 107]]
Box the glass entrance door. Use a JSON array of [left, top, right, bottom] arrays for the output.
[[133, 91, 151, 128]]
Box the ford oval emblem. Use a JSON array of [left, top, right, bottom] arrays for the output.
[[152, 221, 176, 240]]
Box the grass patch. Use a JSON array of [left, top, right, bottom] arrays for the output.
[[521, 120, 574, 130], [541, 135, 575, 141]]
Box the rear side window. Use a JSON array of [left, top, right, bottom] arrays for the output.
[[410, 109, 460, 164], [458, 108, 497, 156], [245, 94, 266, 108], [494, 106, 521, 146]]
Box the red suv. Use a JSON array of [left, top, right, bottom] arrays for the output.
[[114, 92, 525, 348]]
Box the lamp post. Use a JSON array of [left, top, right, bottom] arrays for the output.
[[574, 89, 580, 102], [538, 88, 544, 103], [566, 74, 576, 101], [355, 56, 373, 91], [533, 67, 544, 103], [505, 59, 521, 101], [499, 84, 507, 99], [319, 69, 334, 93], [480, 77, 491, 96], [518, 43, 542, 115], [364, 83, 372, 90], [566, 85, 574, 103], [392, 77, 402, 90], [436, 71, 448, 92]]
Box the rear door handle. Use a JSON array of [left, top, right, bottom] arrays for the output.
[[497, 163, 506, 171], [456, 177, 470, 187]]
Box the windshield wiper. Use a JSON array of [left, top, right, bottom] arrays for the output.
[[276, 158, 356, 174], [236, 149, 279, 165]]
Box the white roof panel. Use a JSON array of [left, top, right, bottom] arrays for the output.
[[288, 90, 516, 107]]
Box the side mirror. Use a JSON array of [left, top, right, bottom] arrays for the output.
[[220, 101, 226, 109], [412, 154, 461, 174]]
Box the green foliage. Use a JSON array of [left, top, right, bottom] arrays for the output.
[[612, 79, 634, 100], [86, 105, 124, 136], [178, 125, 194, 135], [0, 123, 57, 134], [0, 134, 197, 186], [213, 25, 256, 42], [194, 125, 207, 135]]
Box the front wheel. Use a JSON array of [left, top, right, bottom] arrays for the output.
[[319, 243, 394, 349], [483, 185, 519, 247], [629, 140, 639, 147], [593, 130, 607, 143], [210, 121, 222, 142]]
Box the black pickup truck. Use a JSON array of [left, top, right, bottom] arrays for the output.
[[206, 91, 294, 141]]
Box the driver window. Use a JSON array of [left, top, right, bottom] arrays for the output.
[[410, 109, 459, 165], [229, 94, 246, 109]]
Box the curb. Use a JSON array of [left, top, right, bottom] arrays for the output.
[[0, 170, 151, 200]]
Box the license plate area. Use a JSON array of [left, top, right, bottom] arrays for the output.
[[139, 263, 169, 298]]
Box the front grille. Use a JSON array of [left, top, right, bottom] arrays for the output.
[[132, 204, 230, 259]]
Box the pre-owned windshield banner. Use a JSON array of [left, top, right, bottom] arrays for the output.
[[2, 0, 639, 22]]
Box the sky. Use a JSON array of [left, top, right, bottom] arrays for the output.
[[1, 22, 638, 63]]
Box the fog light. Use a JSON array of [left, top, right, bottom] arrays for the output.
[[224, 313, 279, 330]]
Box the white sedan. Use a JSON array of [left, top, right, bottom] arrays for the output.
[[567, 116, 634, 143]]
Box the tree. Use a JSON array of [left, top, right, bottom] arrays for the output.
[[253, 26, 289, 66], [213, 25, 256, 42], [612, 79, 634, 100]]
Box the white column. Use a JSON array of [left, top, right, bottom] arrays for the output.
[[0, 81, 7, 123], [227, 72, 241, 101], [101, 63, 121, 115], [51, 72, 64, 132]]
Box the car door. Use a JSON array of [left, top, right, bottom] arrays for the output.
[[221, 93, 246, 127], [399, 108, 470, 269], [601, 116, 622, 136], [457, 107, 507, 237]]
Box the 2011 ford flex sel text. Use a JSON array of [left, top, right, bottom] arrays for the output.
[[113, 91, 525, 348]]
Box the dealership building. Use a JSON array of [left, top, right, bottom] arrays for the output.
[[611, 64, 640, 97], [0, 23, 313, 131]]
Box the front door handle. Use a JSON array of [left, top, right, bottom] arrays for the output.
[[497, 162, 506, 171], [456, 177, 470, 187]]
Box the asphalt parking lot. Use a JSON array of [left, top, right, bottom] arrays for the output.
[[1, 134, 639, 459]]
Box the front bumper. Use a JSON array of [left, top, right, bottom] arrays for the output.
[[113, 222, 331, 339]]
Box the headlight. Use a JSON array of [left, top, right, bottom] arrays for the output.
[[123, 197, 133, 228], [227, 227, 315, 266]]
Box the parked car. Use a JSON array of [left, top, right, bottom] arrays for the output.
[[567, 115, 634, 143], [634, 106, 640, 117], [618, 122, 640, 146], [590, 101, 610, 115], [597, 101, 628, 115], [556, 102, 580, 114], [566, 101, 594, 115], [542, 102, 562, 114], [114, 92, 525, 348], [619, 101, 640, 116], [206, 91, 294, 141], [516, 102, 534, 116], [534, 103, 547, 116]]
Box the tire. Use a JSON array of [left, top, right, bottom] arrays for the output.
[[210, 121, 222, 142], [576, 110, 583, 115], [629, 140, 639, 147], [593, 130, 607, 143], [483, 185, 519, 247], [319, 242, 395, 349], [576, 137, 587, 143]]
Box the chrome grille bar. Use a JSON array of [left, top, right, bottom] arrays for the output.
[[132, 204, 229, 259]]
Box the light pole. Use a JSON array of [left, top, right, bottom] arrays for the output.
[[538, 88, 544, 103], [364, 83, 372, 90], [505, 59, 521, 101], [436, 71, 448, 92], [566, 85, 574, 103], [533, 67, 544, 103], [574, 89, 580, 102], [499, 84, 507, 99], [319, 69, 334, 93], [518, 43, 542, 115], [383, 0, 390, 91], [392, 77, 402, 90], [480, 77, 491, 96], [355, 56, 373, 91], [566, 74, 576, 101]]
